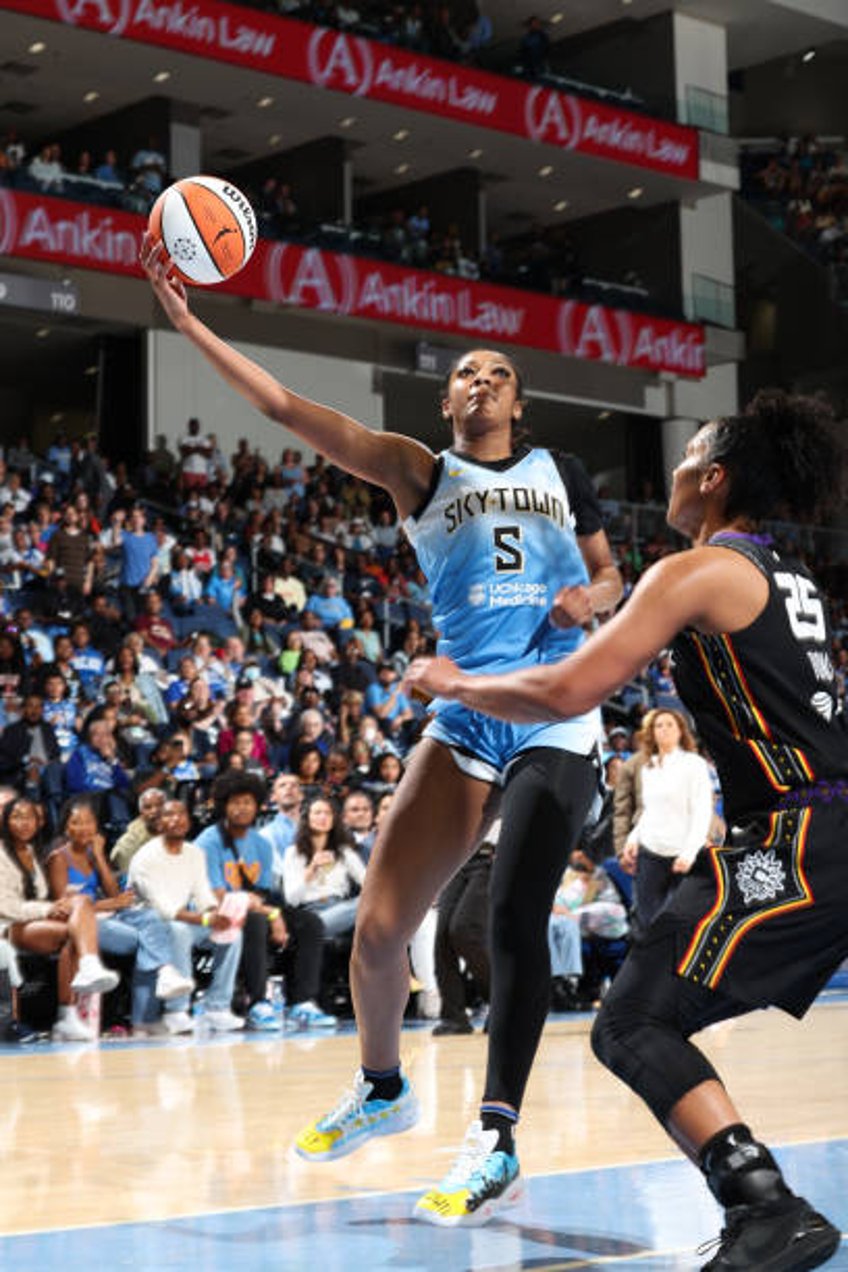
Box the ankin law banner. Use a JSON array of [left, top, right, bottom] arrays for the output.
[[0, 190, 706, 378], [0, 0, 699, 181]]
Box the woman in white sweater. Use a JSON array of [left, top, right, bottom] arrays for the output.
[[621, 708, 715, 936], [282, 797, 366, 939]]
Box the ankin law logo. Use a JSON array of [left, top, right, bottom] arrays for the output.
[[558, 300, 705, 376], [524, 87, 583, 150], [264, 243, 359, 314], [0, 188, 18, 258], [558, 301, 635, 367], [307, 28, 375, 97], [55, 0, 132, 35]]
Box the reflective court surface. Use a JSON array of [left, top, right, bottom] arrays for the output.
[[2, 998, 847, 1269]]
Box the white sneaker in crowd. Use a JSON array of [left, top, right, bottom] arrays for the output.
[[205, 1009, 245, 1032], [51, 1007, 97, 1043], [162, 1010, 195, 1035], [71, 955, 120, 996], [417, 989, 442, 1020], [155, 964, 196, 1001]]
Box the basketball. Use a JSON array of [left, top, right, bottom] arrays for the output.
[[147, 175, 257, 286]]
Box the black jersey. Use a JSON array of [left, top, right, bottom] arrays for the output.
[[671, 534, 848, 823]]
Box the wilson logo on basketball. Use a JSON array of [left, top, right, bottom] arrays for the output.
[[148, 176, 257, 286]]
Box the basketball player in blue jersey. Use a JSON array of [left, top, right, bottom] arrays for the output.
[[408, 390, 847, 1270], [141, 235, 622, 1219]]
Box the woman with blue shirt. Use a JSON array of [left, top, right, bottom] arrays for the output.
[[47, 795, 194, 1028]]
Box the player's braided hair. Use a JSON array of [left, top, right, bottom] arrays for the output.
[[707, 389, 845, 523]]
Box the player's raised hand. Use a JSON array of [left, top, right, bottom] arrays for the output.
[[139, 232, 190, 329]]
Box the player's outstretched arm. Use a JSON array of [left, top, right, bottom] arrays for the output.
[[404, 547, 762, 722], [140, 234, 434, 517]]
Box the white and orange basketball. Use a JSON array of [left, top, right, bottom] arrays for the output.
[[148, 175, 257, 286]]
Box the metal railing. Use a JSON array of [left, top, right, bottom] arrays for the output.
[[690, 273, 737, 329], [599, 499, 848, 566], [683, 84, 729, 135]]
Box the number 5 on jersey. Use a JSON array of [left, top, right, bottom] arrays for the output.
[[493, 525, 524, 574]]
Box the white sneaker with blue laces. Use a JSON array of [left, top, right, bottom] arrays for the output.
[[414, 1121, 523, 1226], [295, 1069, 420, 1161]]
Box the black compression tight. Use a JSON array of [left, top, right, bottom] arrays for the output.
[[483, 748, 597, 1112], [591, 933, 751, 1124]]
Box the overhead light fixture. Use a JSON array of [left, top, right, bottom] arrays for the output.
[[49, 412, 64, 424], [394, 162, 411, 175], [257, 95, 274, 108], [538, 164, 554, 177], [35, 328, 50, 338], [549, 12, 564, 23], [84, 365, 99, 376], [627, 185, 644, 199], [28, 40, 46, 53], [339, 116, 357, 128], [468, 148, 484, 159], [83, 91, 99, 102], [268, 133, 282, 146], [153, 70, 171, 83], [553, 199, 569, 211], [802, 48, 816, 63], [392, 128, 410, 142], [598, 410, 612, 420]]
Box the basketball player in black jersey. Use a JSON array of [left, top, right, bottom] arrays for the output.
[[407, 389, 847, 1270]]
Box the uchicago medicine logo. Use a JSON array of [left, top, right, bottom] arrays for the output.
[[307, 29, 374, 97]]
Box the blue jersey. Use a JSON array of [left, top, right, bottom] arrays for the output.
[[404, 445, 604, 765], [405, 445, 600, 672]]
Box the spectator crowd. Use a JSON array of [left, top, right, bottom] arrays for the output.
[[0, 419, 844, 1044], [744, 134, 848, 305]]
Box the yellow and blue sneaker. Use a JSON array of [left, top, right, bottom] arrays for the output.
[[294, 1069, 420, 1161], [414, 1121, 523, 1226]]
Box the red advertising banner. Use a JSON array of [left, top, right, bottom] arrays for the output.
[[0, 190, 706, 377], [0, 0, 700, 181]]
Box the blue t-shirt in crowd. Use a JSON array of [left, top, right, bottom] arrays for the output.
[[259, 812, 299, 892], [304, 593, 354, 629], [205, 572, 238, 610], [121, 531, 158, 587], [42, 699, 77, 757], [365, 680, 412, 722], [65, 745, 129, 792], [196, 823, 275, 894], [71, 648, 106, 698]]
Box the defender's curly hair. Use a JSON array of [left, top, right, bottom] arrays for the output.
[[707, 389, 845, 523]]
